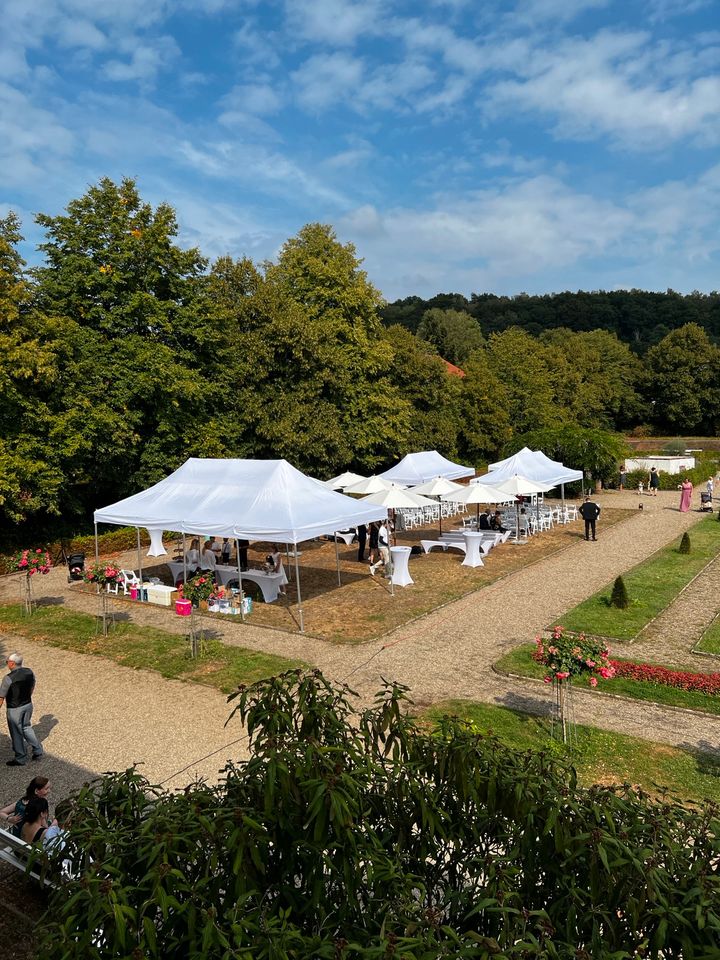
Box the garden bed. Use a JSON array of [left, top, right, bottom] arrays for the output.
[[495, 644, 720, 716]]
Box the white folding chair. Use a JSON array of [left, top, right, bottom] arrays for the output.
[[120, 570, 140, 595]]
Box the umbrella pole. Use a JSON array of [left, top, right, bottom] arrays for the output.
[[439, 496, 442, 534], [334, 535, 341, 586], [516, 503, 520, 543]]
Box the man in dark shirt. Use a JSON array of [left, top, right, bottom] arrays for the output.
[[578, 496, 601, 542], [478, 510, 492, 531], [0, 653, 44, 766]]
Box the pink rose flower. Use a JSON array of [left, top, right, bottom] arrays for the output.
[[585, 660, 596, 668], [588, 677, 598, 687], [543, 677, 552, 684], [555, 671, 570, 680]]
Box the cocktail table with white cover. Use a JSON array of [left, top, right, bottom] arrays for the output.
[[461, 531, 485, 568], [389, 546, 413, 587]]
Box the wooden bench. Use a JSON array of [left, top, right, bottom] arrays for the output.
[[0, 826, 53, 886]]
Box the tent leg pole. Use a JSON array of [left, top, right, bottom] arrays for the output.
[[94, 523, 99, 564], [136, 528, 144, 602], [182, 533, 187, 587], [285, 544, 292, 582], [237, 542, 245, 623], [334, 535, 341, 586], [294, 551, 304, 633], [561, 483, 566, 511]]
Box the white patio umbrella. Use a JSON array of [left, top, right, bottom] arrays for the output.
[[489, 474, 555, 542], [441, 482, 514, 526], [362, 487, 436, 547], [411, 476, 464, 533], [323, 471, 367, 491], [344, 475, 400, 495]]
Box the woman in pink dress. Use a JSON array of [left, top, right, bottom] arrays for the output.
[[678, 478, 693, 512]]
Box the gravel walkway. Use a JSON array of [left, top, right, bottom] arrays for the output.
[[1, 489, 717, 808]]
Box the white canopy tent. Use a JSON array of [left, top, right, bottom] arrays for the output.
[[474, 447, 582, 506], [323, 471, 366, 491], [378, 450, 474, 487], [94, 458, 387, 632]]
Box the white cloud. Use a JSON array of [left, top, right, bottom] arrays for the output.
[[103, 37, 180, 83], [292, 52, 364, 110], [219, 82, 282, 116], [485, 29, 720, 148], [513, 0, 611, 25], [284, 0, 382, 45]]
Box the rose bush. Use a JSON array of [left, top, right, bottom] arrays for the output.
[[533, 625, 616, 687], [611, 660, 720, 695], [83, 563, 123, 586], [9, 548, 52, 576]]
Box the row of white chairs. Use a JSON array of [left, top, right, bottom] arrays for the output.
[[397, 501, 466, 531]]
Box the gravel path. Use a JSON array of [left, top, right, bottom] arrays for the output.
[[1, 489, 717, 807]]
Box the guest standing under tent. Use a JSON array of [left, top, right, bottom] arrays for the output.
[[679, 478, 693, 512]]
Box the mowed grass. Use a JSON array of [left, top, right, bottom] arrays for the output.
[[560, 516, 720, 641], [696, 615, 720, 655], [0, 603, 303, 693], [496, 644, 720, 715], [426, 699, 720, 804]]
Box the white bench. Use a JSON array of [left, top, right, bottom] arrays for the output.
[[420, 539, 466, 554], [0, 826, 53, 886]]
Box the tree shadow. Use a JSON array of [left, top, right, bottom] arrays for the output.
[[495, 689, 554, 720], [36, 596, 66, 607], [677, 739, 720, 779]]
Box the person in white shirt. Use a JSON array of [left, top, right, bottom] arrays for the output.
[[185, 538, 201, 572], [269, 546, 288, 595], [200, 543, 217, 573], [369, 522, 390, 575], [707, 477, 714, 499]]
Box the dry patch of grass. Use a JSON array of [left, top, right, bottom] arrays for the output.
[[134, 507, 633, 643]]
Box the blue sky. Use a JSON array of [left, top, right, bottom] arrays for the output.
[[2, 0, 719, 299]]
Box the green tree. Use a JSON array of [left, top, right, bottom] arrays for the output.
[[610, 575, 630, 609], [240, 224, 411, 473], [457, 348, 512, 464], [381, 324, 461, 456], [644, 323, 720, 432], [487, 327, 566, 433], [0, 213, 65, 523], [416, 308, 484, 365], [38, 670, 720, 959]]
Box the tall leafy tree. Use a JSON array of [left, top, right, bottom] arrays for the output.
[[457, 348, 512, 465], [644, 323, 720, 432], [487, 327, 565, 434], [381, 324, 461, 457], [416, 308, 485, 365], [0, 213, 66, 523], [238, 223, 411, 474]]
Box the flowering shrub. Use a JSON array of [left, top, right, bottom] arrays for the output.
[[83, 563, 123, 586], [181, 573, 215, 605], [9, 548, 52, 576], [534, 625, 616, 688], [611, 660, 720, 696]]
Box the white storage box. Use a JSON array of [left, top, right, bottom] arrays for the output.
[[145, 584, 178, 607]]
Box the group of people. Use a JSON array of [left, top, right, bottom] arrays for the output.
[[184, 538, 288, 595], [1, 775, 71, 848], [478, 510, 507, 532], [355, 521, 391, 576]]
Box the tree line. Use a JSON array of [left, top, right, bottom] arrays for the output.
[[2, 177, 719, 540]]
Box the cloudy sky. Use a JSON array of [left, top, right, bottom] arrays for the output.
[[2, 0, 719, 299]]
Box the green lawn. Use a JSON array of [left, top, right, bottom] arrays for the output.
[[0, 603, 302, 693], [559, 516, 720, 641], [496, 643, 720, 715], [425, 699, 720, 804], [696, 615, 720, 655]]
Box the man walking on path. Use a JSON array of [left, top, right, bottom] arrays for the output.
[[0, 653, 43, 766], [579, 496, 601, 542]]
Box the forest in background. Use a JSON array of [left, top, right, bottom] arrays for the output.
[[2, 177, 720, 544]]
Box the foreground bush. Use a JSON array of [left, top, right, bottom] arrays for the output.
[[38, 670, 720, 958]]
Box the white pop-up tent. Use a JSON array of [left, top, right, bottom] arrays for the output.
[[474, 447, 582, 506], [94, 458, 387, 632], [481, 447, 583, 487], [378, 450, 474, 487]]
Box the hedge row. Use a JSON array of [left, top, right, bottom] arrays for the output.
[[0, 527, 153, 576]]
